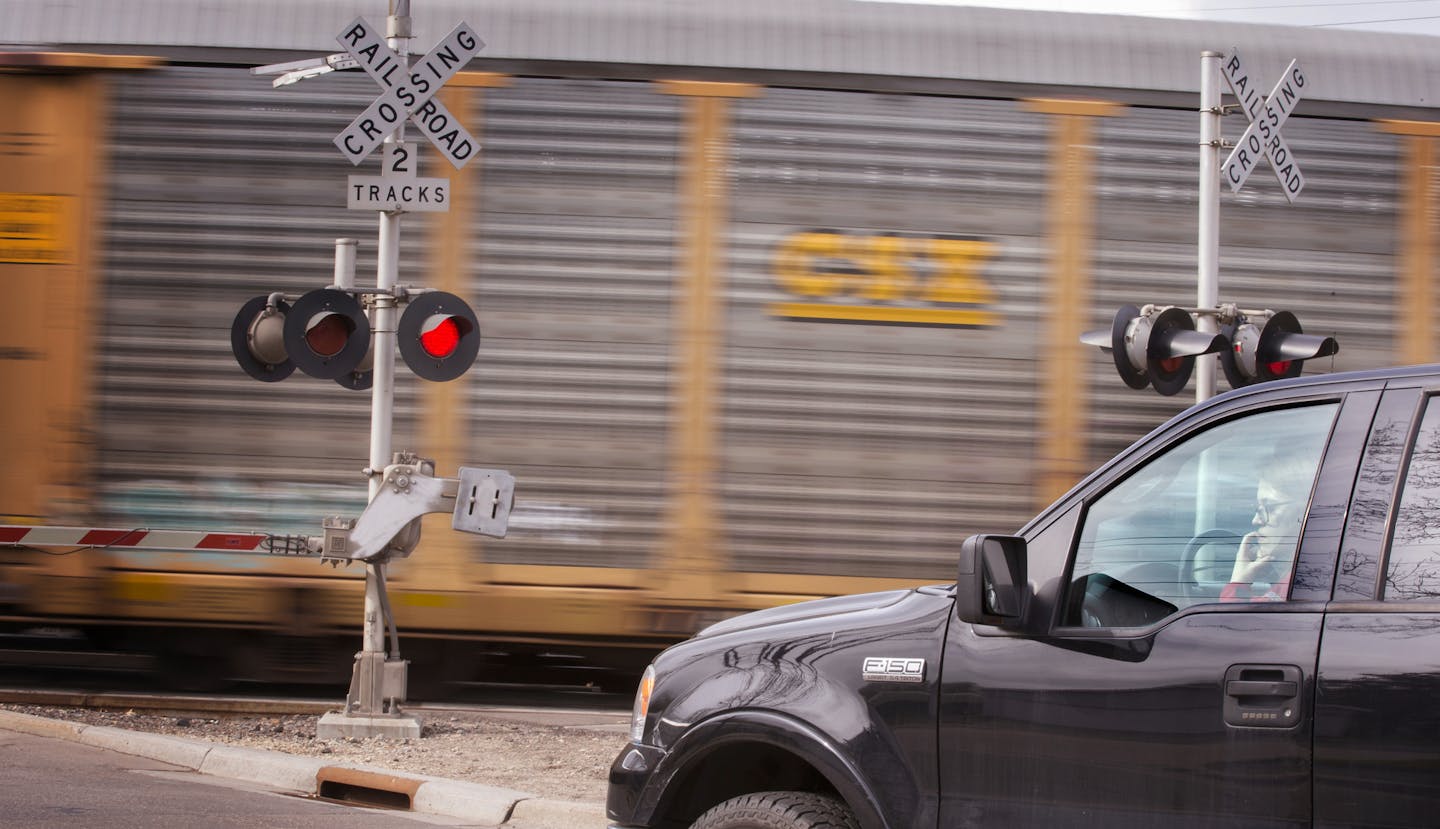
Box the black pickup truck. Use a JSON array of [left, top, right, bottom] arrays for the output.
[[607, 364, 1440, 829]]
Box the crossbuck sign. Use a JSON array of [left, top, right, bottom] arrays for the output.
[[1221, 50, 1306, 203], [334, 17, 482, 169]]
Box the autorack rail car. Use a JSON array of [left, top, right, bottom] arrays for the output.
[[0, 0, 1437, 686]]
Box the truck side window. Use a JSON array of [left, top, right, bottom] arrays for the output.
[[1061, 404, 1337, 628], [1385, 398, 1440, 601]]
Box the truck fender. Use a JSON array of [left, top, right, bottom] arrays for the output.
[[641, 709, 891, 829]]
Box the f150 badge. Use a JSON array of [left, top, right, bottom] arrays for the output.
[[862, 657, 926, 683]]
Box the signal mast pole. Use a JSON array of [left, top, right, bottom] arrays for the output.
[[319, 0, 420, 740], [244, 0, 497, 741], [1197, 51, 1223, 404]]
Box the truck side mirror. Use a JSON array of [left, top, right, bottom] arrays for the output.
[[956, 534, 1028, 627]]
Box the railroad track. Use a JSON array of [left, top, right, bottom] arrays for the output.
[[0, 684, 632, 720]]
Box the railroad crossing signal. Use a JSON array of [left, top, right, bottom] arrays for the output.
[[1220, 310, 1338, 387], [1083, 305, 1338, 395], [244, 5, 502, 739], [1221, 51, 1306, 202], [1082, 305, 1227, 396], [231, 286, 480, 387]]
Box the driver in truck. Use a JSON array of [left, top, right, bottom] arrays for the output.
[[1221, 450, 1314, 602]]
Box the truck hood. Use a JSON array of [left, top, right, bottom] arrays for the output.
[[695, 588, 917, 639]]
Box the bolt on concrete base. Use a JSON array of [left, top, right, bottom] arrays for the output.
[[316, 711, 422, 740]]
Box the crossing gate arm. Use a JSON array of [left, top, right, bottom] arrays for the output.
[[0, 525, 324, 556], [0, 461, 513, 564]]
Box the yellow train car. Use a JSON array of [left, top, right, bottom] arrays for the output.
[[1, 0, 1438, 686]]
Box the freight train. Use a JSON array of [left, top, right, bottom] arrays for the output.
[[0, 0, 1436, 688]]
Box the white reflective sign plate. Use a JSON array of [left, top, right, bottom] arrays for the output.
[[1221, 51, 1307, 202], [333, 17, 483, 167], [347, 175, 451, 212]]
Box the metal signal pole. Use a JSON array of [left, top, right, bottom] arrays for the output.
[[1197, 51, 1223, 404], [319, 0, 421, 740]]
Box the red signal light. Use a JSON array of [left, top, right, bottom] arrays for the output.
[[419, 317, 461, 358], [397, 292, 480, 382]]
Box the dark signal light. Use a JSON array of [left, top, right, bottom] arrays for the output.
[[305, 313, 356, 357], [283, 289, 371, 380]]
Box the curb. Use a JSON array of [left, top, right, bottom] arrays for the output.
[[0, 709, 607, 827]]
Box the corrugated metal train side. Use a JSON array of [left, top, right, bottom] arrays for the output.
[[0, 45, 1430, 684]]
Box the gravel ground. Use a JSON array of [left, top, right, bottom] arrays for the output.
[[0, 702, 629, 804]]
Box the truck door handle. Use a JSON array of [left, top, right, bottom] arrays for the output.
[[1223, 664, 1302, 728], [1226, 680, 1298, 698]]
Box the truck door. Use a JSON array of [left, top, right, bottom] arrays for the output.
[[1315, 385, 1440, 827], [939, 390, 1377, 827]]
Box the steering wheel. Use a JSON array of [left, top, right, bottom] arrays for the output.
[[1181, 529, 1243, 602]]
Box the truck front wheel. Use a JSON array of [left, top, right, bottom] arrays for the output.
[[690, 791, 858, 829]]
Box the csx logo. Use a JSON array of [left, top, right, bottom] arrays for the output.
[[862, 656, 926, 683], [770, 230, 998, 327]]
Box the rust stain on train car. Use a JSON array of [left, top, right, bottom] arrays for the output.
[[0, 72, 109, 523]]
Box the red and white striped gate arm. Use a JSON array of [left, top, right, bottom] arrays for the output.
[[0, 525, 322, 556]]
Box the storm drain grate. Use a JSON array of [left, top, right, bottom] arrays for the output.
[[315, 767, 422, 810]]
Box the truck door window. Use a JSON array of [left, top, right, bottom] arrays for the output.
[[1062, 403, 1338, 628], [1384, 397, 1440, 601]]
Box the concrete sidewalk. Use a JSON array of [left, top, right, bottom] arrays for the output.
[[0, 708, 605, 827]]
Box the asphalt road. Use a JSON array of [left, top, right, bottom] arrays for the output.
[[0, 728, 476, 828]]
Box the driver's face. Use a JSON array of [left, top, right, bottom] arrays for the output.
[[1252, 479, 1303, 551]]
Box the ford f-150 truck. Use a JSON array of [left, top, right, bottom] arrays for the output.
[[607, 364, 1440, 828]]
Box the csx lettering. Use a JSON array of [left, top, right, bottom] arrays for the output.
[[775, 231, 996, 306]]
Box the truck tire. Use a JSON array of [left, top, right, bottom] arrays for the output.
[[690, 791, 859, 829]]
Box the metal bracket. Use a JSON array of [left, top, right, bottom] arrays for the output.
[[251, 53, 361, 88], [322, 455, 515, 563]]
